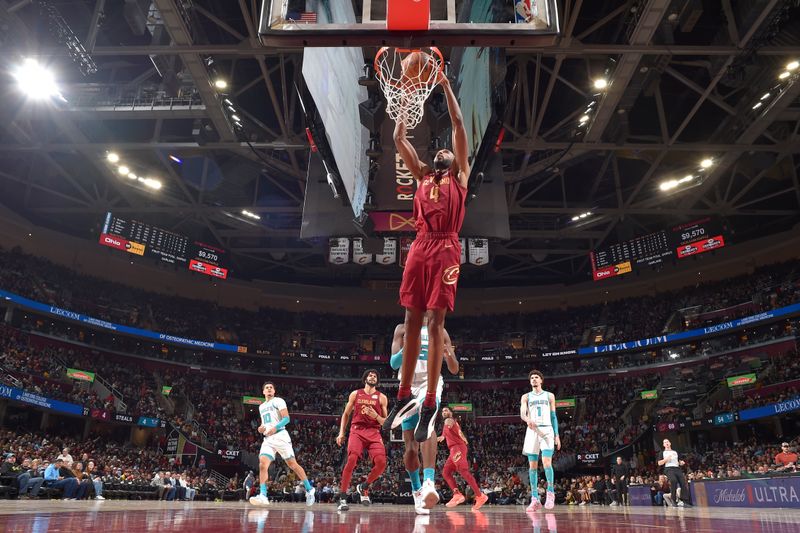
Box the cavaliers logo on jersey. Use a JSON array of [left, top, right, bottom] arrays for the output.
[[442, 265, 460, 285]]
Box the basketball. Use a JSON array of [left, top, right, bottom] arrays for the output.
[[401, 51, 435, 84]]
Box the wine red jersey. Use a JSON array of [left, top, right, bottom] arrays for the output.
[[351, 388, 382, 430], [413, 169, 467, 234], [443, 419, 467, 449]]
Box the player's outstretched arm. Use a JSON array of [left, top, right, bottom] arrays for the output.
[[393, 121, 427, 181], [549, 392, 561, 450], [437, 73, 469, 188], [336, 391, 357, 446], [443, 329, 459, 375]]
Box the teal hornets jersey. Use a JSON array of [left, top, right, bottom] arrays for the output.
[[527, 390, 551, 426]]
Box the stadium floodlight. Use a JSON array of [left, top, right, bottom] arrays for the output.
[[128, 173, 138, 180], [579, 115, 590, 124], [117, 165, 130, 176], [778, 71, 790, 80], [787, 61, 799, 71], [700, 158, 713, 169], [659, 180, 678, 191], [214, 78, 228, 89], [12, 58, 60, 100], [593, 78, 608, 90], [106, 152, 120, 163], [752, 102, 763, 110], [760, 93, 771, 101], [143, 178, 162, 190]]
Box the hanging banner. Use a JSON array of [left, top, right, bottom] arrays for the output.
[[328, 238, 350, 265], [399, 237, 413, 268], [369, 211, 416, 232], [376, 238, 397, 265], [352, 238, 373, 265], [66, 368, 95, 383], [641, 390, 659, 400], [460, 238, 467, 264], [727, 373, 757, 388], [243, 396, 265, 405], [162, 386, 173, 396], [468, 238, 489, 266]]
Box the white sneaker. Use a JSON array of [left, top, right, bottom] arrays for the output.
[[413, 489, 430, 515], [305, 487, 316, 506], [420, 479, 439, 509], [609, 501, 618, 507], [579, 501, 586, 506], [249, 494, 270, 506], [337, 498, 349, 511], [95, 495, 105, 500], [677, 500, 685, 507]]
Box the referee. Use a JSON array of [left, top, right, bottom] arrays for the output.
[[611, 456, 629, 506], [657, 438, 692, 507]]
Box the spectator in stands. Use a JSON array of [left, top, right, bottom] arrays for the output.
[[611, 456, 629, 506], [56, 447, 74, 467], [86, 460, 105, 500], [17, 458, 45, 498], [775, 442, 798, 471], [43, 458, 78, 499]]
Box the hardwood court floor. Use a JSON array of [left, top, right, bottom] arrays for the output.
[[0, 500, 799, 532]]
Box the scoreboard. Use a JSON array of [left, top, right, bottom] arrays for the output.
[[591, 218, 726, 281], [99, 212, 229, 279]]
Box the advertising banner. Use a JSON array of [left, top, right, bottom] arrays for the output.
[[739, 397, 800, 422], [576, 453, 600, 464], [243, 396, 265, 405], [90, 408, 110, 421], [0, 384, 84, 416], [641, 390, 658, 400], [0, 289, 243, 353], [691, 476, 800, 508], [676, 235, 725, 258], [66, 368, 95, 383], [629, 485, 653, 507], [328, 238, 350, 265], [592, 261, 632, 281], [727, 373, 757, 388], [369, 211, 415, 232], [217, 449, 241, 460], [162, 386, 173, 396], [448, 403, 473, 413], [580, 301, 800, 354], [555, 398, 576, 409]]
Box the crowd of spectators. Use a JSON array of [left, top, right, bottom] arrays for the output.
[[2, 248, 798, 356]]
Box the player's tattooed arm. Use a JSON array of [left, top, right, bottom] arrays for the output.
[[520, 394, 537, 430], [336, 390, 358, 446], [393, 121, 428, 180]]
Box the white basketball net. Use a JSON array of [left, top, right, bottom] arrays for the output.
[[375, 47, 443, 130]]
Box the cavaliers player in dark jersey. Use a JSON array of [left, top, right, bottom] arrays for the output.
[[384, 68, 470, 448], [336, 369, 388, 511], [438, 406, 488, 510]]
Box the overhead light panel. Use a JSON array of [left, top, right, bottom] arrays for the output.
[[593, 78, 608, 90], [787, 61, 799, 71], [778, 71, 790, 80], [752, 102, 763, 110], [106, 152, 120, 163], [12, 58, 60, 100], [117, 165, 130, 176], [214, 79, 228, 89], [168, 154, 183, 164], [241, 209, 261, 220], [700, 158, 713, 169]]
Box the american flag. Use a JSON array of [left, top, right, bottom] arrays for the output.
[[299, 11, 317, 23]]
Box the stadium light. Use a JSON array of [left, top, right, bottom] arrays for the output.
[[117, 165, 130, 176], [143, 178, 162, 190], [12, 58, 60, 100], [700, 158, 713, 169], [659, 180, 678, 191], [241, 209, 261, 220], [214, 78, 228, 89], [760, 93, 771, 101], [593, 78, 608, 90], [787, 60, 799, 71], [752, 102, 763, 110], [579, 115, 590, 124], [106, 152, 120, 163], [168, 154, 183, 164], [778, 71, 790, 80]]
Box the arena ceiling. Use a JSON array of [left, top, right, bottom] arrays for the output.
[[0, 0, 798, 287]]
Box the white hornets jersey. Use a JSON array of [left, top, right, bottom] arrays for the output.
[[527, 390, 551, 427]]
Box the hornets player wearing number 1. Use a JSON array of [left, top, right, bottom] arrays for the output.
[[249, 382, 315, 507], [520, 370, 561, 512]]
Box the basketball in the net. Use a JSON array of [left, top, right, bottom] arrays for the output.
[[401, 51, 435, 85]]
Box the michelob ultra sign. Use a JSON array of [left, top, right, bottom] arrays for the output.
[[66, 368, 95, 383], [727, 373, 757, 388]]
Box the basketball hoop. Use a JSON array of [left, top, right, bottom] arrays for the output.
[[374, 46, 444, 130]]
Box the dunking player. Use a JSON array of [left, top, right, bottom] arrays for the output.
[[390, 314, 459, 512], [249, 382, 316, 506], [520, 370, 561, 511], [335, 369, 388, 511], [438, 406, 489, 511], [384, 66, 470, 447]]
